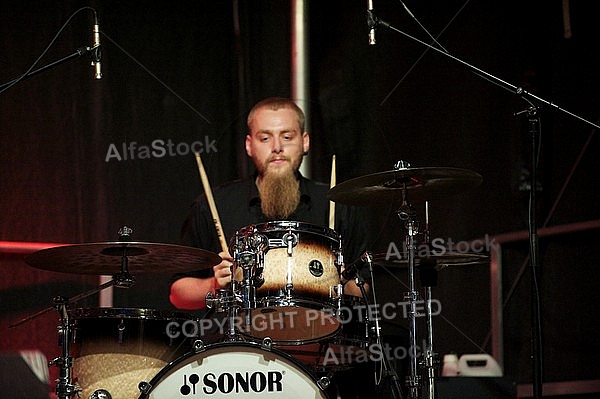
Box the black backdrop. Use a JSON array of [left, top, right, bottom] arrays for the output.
[[2, 0, 600, 392]]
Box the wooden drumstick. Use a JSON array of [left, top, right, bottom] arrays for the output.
[[194, 152, 228, 253], [329, 154, 336, 230]]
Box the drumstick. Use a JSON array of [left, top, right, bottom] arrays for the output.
[[194, 152, 228, 253], [329, 154, 336, 230]]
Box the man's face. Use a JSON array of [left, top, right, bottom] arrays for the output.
[[245, 107, 310, 177]]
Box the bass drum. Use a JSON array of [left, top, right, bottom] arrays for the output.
[[138, 342, 330, 398], [70, 308, 194, 399]]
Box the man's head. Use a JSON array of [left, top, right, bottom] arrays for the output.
[[245, 97, 310, 178], [245, 97, 310, 219]]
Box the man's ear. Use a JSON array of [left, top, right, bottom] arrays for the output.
[[302, 131, 310, 155], [245, 134, 253, 157]]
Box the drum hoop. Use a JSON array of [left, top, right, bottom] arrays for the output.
[[138, 341, 329, 398], [252, 295, 337, 309], [237, 221, 340, 241], [67, 307, 194, 321]]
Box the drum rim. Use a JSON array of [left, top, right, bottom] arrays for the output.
[[249, 295, 338, 309], [67, 307, 195, 320], [236, 220, 340, 241], [137, 340, 331, 398]]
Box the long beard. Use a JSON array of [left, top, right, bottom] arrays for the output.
[[258, 169, 300, 220]]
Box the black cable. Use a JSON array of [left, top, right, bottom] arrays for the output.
[[0, 7, 96, 95]]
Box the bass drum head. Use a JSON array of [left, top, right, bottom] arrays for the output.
[[139, 342, 329, 398]]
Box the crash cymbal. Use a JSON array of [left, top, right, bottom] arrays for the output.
[[24, 242, 221, 275], [327, 166, 482, 206], [372, 251, 489, 271]]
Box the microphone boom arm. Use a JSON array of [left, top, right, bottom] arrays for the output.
[[370, 10, 600, 130]]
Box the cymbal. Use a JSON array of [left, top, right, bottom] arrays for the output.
[[372, 251, 489, 271], [24, 242, 221, 275], [327, 167, 482, 206]]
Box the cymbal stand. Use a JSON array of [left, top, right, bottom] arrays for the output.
[[419, 264, 440, 399], [51, 297, 78, 399], [397, 200, 421, 399], [48, 271, 133, 399], [421, 201, 439, 398], [50, 247, 135, 398]]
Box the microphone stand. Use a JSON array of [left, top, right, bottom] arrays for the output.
[[367, 12, 600, 399], [358, 253, 404, 399], [0, 45, 99, 92]]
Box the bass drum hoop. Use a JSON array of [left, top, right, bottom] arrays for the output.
[[68, 307, 194, 321]]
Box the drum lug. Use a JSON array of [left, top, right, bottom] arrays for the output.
[[192, 339, 205, 353], [138, 381, 152, 395], [260, 337, 273, 351], [283, 231, 298, 256], [317, 375, 331, 390]]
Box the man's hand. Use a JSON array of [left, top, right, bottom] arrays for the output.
[[214, 251, 233, 288]]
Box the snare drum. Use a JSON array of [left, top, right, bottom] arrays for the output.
[[231, 221, 343, 344], [69, 308, 194, 399], [138, 342, 330, 398]]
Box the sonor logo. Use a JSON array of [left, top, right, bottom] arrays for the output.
[[179, 371, 284, 395], [308, 260, 324, 277]]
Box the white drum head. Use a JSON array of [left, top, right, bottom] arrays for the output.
[[139, 342, 329, 398]]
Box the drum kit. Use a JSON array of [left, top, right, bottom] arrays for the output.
[[17, 163, 486, 399]]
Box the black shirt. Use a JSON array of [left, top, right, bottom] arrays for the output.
[[178, 173, 368, 279]]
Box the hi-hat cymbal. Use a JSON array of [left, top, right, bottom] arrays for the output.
[[372, 251, 489, 271], [24, 242, 221, 275], [327, 167, 482, 206]]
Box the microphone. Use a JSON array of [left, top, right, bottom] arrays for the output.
[[92, 14, 102, 79], [367, 0, 376, 45], [341, 251, 372, 283]]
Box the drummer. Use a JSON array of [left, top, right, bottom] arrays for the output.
[[169, 96, 369, 310]]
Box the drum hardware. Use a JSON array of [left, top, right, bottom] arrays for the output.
[[316, 375, 332, 390], [396, 196, 423, 399], [205, 289, 241, 340], [283, 229, 299, 298], [89, 389, 111, 399], [328, 162, 483, 399], [357, 252, 404, 399], [13, 277, 131, 399], [191, 339, 205, 352], [419, 262, 441, 399], [233, 229, 267, 329], [50, 297, 81, 399]]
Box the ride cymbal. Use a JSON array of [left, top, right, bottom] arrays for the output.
[[327, 166, 482, 206]]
